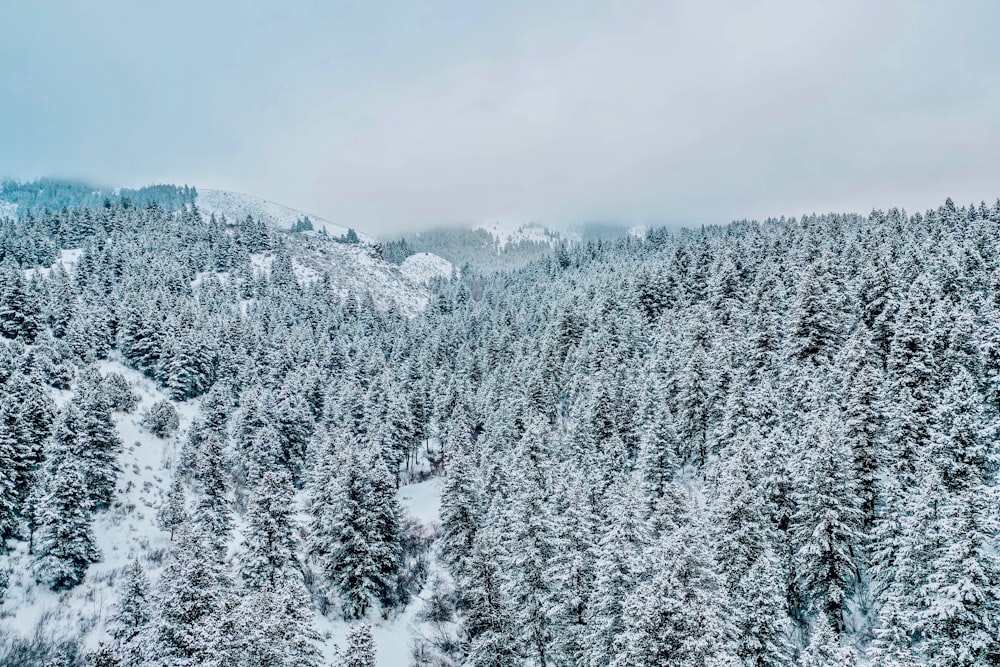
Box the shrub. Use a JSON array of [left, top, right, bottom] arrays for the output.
[[142, 400, 179, 438], [103, 372, 139, 413]]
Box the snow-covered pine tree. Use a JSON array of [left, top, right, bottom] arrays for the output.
[[150, 523, 233, 665], [108, 560, 153, 667], [309, 437, 401, 619], [791, 412, 863, 631], [335, 623, 376, 667], [157, 475, 187, 541], [33, 453, 100, 589]]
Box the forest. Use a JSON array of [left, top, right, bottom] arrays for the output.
[[0, 193, 998, 666]]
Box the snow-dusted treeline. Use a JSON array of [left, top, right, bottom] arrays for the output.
[[1, 195, 1000, 666]]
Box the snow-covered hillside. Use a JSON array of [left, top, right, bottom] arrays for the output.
[[279, 233, 433, 317], [197, 189, 374, 243], [399, 252, 453, 285], [473, 220, 579, 250], [0, 357, 444, 664]]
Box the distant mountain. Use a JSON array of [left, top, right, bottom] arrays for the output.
[[195, 188, 375, 244]]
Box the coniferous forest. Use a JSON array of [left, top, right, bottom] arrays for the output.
[[0, 191, 999, 667]]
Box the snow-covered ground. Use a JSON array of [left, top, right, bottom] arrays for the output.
[[400, 253, 453, 285], [0, 360, 192, 645], [24, 248, 83, 280], [196, 188, 375, 243], [0, 358, 445, 665]]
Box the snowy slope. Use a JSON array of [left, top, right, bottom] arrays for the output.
[[0, 360, 192, 648], [0, 201, 16, 219], [197, 188, 375, 243], [277, 233, 433, 317], [0, 359, 445, 664], [400, 252, 453, 285], [473, 220, 579, 250]]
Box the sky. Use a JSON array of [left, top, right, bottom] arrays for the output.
[[1, 0, 999, 235]]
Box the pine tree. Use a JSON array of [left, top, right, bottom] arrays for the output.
[[151, 523, 231, 665], [72, 371, 123, 509], [502, 428, 560, 667], [612, 521, 731, 667], [584, 482, 650, 667], [157, 476, 187, 541], [791, 413, 863, 631], [0, 407, 20, 539], [336, 623, 376, 667], [33, 454, 100, 590], [0, 267, 40, 342], [915, 489, 1000, 667], [713, 443, 794, 666], [309, 438, 401, 619], [462, 521, 520, 667], [192, 433, 231, 552], [544, 468, 597, 666], [800, 613, 857, 667], [109, 560, 152, 667], [439, 443, 481, 577], [239, 469, 298, 590]]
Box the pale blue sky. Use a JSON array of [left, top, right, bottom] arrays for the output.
[[1, 1, 999, 233]]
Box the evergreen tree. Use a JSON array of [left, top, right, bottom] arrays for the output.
[[192, 433, 231, 552], [791, 413, 863, 631], [151, 523, 232, 665], [336, 623, 376, 667], [239, 470, 298, 590], [309, 438, 401, 619], [800, 613, 857, 667], [157, 476, 187, 541], [612, 522, 731, 667], [109, 560, 152, 667], [33, 454, 100, 589]]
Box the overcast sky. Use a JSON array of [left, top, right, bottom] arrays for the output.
[[1, 1, 998, 234]]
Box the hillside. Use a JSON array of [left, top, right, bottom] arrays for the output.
[[1, 194, 1000, 667], [196, 189, 374, 243]]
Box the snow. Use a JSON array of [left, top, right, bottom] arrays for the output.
[[23, 247, 84, 280], [0, 359, 448, 665], [400, 252, 453, 285], [196, 188, 375, 243], [473, 220, 570, 250], [0, 200, 17, 219], [246, 234, 434, 317]]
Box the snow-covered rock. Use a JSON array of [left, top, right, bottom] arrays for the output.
[[400, 252, 453, 285]]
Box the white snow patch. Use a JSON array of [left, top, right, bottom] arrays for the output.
[[400, 253, 453, 285], [24, 247, 84, 280]]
